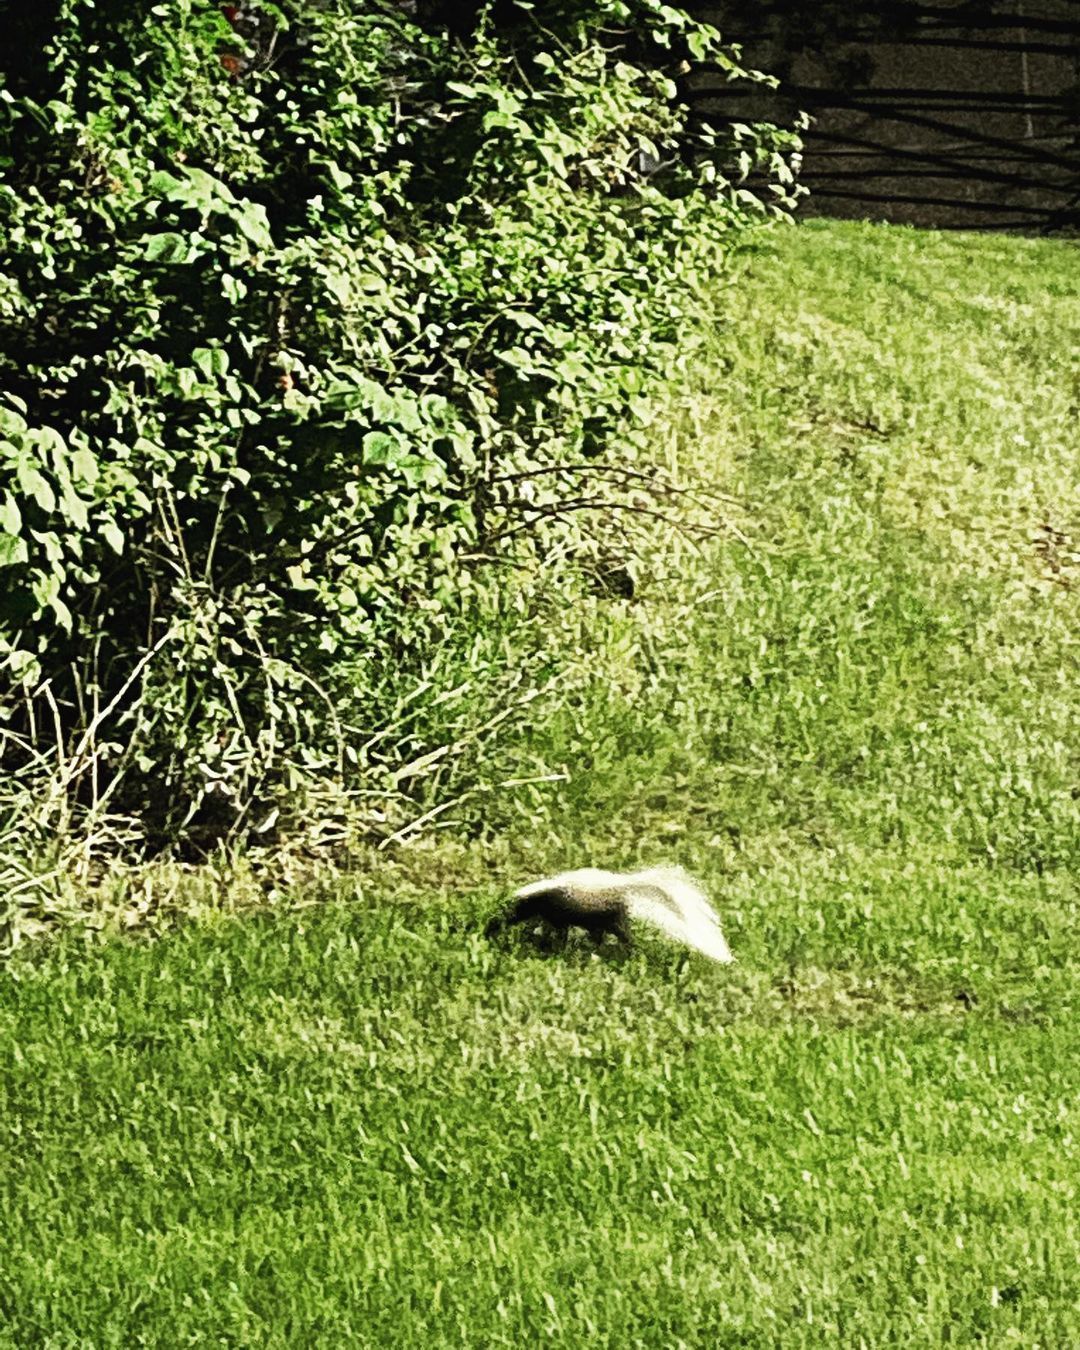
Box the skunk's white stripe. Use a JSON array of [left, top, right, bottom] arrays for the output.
[[514, 868, 616, 900]]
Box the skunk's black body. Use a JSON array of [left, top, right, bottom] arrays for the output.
[[486, 882, 632, 945]]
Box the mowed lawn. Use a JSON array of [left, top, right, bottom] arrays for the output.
[[2, 220, 1078, 1346]]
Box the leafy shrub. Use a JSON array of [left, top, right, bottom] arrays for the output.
[[0, 0, 800, 856]]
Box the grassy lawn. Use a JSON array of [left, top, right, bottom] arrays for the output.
[[2, 220, 1078, 1346]]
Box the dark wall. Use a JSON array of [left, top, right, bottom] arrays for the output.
[[692, 0, 1080, 230]]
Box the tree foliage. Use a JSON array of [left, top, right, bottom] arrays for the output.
[[0, 0, 800, 853]]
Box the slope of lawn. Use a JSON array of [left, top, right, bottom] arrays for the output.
[[2, 220, 1078, 1346]]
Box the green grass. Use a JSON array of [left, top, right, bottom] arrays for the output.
[[2, 220, 1079, 1345]]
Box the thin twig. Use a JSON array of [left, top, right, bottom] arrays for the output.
[[486, 496, 719, 547], [39, 628, 175, 821], [496, 772, 570, 789], [490, 460, 745, 506], [377, 795, 471, 850]]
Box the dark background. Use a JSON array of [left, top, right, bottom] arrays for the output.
[[693, 0, 1079, 230]]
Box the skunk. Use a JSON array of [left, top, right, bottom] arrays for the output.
[[487, 866, 733, 962]]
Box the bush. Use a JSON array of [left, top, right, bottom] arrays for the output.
[[0, 0, 800, 857]]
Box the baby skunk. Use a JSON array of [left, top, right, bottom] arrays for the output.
[[487, 866, 733, 962]]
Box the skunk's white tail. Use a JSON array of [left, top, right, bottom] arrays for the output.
[[622, 867, 734, 963]]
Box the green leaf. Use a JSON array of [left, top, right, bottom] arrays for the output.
[[147, 169, 184, 197], [152, 165, 232, 213], [323, 159, 353, 191], [286, 564, 318, 591], [483, 111, 530, 135], [31, 571, 60, 609], [62, 489, 88, 532], [221, 273, 248, 303], [325, 270, 352, 306], [16, 463, 55, 514], [687, 29, 713, 60], [185, 166, 235, 202], [101, 519, 124, 555], [361, 432, 397, 466], [192, 346, 229, 380], [496, 347, 529, 371], [70, 445, 99, 487], [0, 533, 27, 568], [5, 648, 38, 683], [33, 529, 63, 564], [0, 494, 21, 534], [142, 232, 194, 264], [234, 201, 273, 250], [50, 592, 73, 632], [504, 311, 546, 332]]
